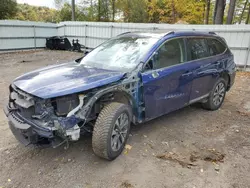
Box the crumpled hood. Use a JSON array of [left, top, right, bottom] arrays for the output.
[[13, 62, 125, 99]]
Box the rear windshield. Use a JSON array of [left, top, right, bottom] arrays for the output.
[[80, 36, 159, 71]]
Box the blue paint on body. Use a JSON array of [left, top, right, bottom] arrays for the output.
[[139, 31, 236, 120], [11, 31, 236, 122], [13, 62, 125, 99]]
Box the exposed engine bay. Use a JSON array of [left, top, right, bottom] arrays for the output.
[[4, 75, 140, 148], [5, 84, 90, 147]]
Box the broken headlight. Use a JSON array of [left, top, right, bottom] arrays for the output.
[[53, 94, 80, 116]]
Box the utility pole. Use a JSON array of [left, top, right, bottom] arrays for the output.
[[72, 0, 75, 21]]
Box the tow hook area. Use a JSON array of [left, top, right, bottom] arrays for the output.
[[66, 125, 81, 141], [61, 94, 86, 141]]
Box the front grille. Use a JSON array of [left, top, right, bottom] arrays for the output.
[[10, 111, 25, 124], [14, 104, 35, 119], [10, 86, 35, 119]]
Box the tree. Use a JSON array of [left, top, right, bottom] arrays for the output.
[[118, 0, 148, 23], [12, 3, 59, 22], [239, 0, 248, 24], [111, 0, 116, 21], [97, 0, 110, 21], [175, 0, 206, 24], [54, 0, 66, 9], [227, 0, 236, 24], [3, 0, 235, 24], [246, 2, 250, 24], [80, 0, 97, 21], [97, 0, 101, 21], [233, 0, 249, 23], [0, 0, 17, 19], [59, 3, 72, 21], [147, 0, 205, 24], [205, 0, 211, 24], [214, 0, 226, 24], [147, 0, 168, 23]]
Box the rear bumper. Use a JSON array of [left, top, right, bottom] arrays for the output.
[[3, 104, 62, 148]]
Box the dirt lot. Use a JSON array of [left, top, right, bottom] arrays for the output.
[[0, 50, 250, 188]]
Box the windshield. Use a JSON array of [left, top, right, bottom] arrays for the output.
[[80, 35, 159, 71]]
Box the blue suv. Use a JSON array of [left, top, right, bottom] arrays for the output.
[[4, 31, 236, 160]]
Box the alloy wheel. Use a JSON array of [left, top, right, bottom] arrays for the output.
[[213, 82, 225, 106], [111, 112, 129, 152]]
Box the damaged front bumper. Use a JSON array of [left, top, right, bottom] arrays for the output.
[[3, 104, 65, 148], [3, 84, 88, 148]]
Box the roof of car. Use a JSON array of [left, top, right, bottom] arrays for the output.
[[119, 30, 218, 39]]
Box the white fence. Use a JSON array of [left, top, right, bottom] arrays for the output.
[[1, 20, 250, 68], [0, 20, 57, 50]]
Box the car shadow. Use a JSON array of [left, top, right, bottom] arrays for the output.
[[130, 103, 203, 134], [10, 103, 208, 166]]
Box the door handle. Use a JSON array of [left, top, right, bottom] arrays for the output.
[[152, 71, 159, 78], [181, 72, 192, 77], [215, 62, 221, 66]]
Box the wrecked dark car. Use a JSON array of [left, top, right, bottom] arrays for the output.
[[4, 31, 236, 160]]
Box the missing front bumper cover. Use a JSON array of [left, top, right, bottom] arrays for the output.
[[4, 104, 67, 148]]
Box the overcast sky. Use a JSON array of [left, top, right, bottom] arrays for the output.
[[16, 0, 83, 9], [17, 0, 56, 8]]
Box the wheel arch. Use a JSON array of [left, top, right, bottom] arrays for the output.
[[98, 90, 137, 119], [80, 86, 138, 124], [220, 71, 230, 91]]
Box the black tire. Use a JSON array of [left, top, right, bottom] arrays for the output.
[[92, 102, 132, 160], [202, 78, 227, 111]]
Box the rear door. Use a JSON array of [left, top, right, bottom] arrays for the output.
[[186, 38, 217, 102], [141, 38, 193, 120], [187, 37, 228, 102]]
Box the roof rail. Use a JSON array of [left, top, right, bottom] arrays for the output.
[[117, 32, 132, 36], [163, 31, 175, 37], [209, 31, 216, 35]]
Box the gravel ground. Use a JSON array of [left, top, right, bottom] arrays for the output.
[[0, 50, 250, 188]]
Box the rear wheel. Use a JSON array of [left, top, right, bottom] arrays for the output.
[[202, 78, 227, 111], [92, 102, 131, 160]]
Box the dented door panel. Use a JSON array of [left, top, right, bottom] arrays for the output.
[[141, 64, 193, 120]]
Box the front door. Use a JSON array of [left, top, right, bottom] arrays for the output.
[[141, 38, 193, 121]]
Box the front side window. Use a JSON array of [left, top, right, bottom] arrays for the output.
[[187, 38, 209, 61], [151, 38, 185, 70], [207, 38, 227, 56], [80, 35, 159, 71]]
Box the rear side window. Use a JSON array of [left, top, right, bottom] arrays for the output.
[[187, 38, 209, 61], [207, 38, 227, 56]]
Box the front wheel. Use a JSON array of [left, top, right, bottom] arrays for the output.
[[202, 78, 227, 111], [92, 102, 132, 160]]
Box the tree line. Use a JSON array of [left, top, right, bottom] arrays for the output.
[[1, 0, 249, 24]]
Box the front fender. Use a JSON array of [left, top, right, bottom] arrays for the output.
[[77, 83, 139, 122]]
